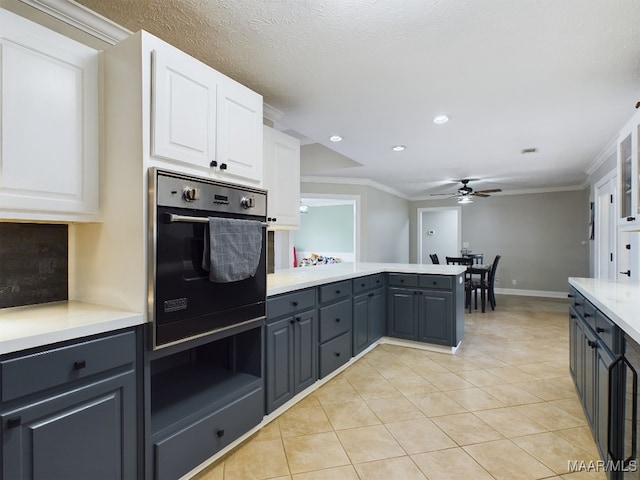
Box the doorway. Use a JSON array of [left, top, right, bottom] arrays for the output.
[[594, 172, 617, 279], [417, 207, 461, 264]]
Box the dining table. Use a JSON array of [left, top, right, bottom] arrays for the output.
[[468, 263, 492, 312]]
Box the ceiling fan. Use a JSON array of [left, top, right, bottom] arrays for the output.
[[430, 179, 502, 202]]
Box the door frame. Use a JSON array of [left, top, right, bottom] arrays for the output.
[[417, 206, 462, 264], [593, 170, 617, 279]]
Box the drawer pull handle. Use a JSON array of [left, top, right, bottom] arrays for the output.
[[290, 319, 295, 324], [292, 301, 299, 307], [574, 302, 582, 306], [335, 318, 340, 322], [588, 340, 598, 349], [432, 281, 437, 285], [335, 290, 341, 294], [369, 293, 374, 297], [568, 293, 575, 298], [7, 417, 21, 429], [295, 317, 300, 322], [74, 360, 87, 370], [335, 352, 341, 357], [584, 313, 591, 318], [596, 327, 606, 333], [361, 283, 366, 287], [216, 429, 225, 438]]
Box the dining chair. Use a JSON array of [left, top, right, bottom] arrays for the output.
[[487, 255, 501, 310], [446, 257, 474, 312], [429, 254, 440, 264]]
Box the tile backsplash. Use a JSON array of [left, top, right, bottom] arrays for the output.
[[0, 223, 68, 308]]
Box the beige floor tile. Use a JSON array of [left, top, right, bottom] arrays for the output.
[[278, 405, 333, 437], [191, 460, 224, 480], [224, 438, 290, 479], [366, 395, 425, 423], [251, 419, 282, 441], [456, 368, 506, 387], [291, 465, 359, 480], [514, 402, 587, 430], [424, 372, 475, 391], [479, 383, 543, 406], [412, 447, 495, 480], [336, 425, 406, 464], [407, 391, 468, 417], [347, 377, 401, 401], [474, 407, 548, 437], [386, 374, 440, 396], [321, 400, 381, 430], [353, 456, 427, 480], [370, 361, 417, 379], [283, 432, 350, 474], [550, 397, 588, 420], [554, 426, 600, 458], [512, 432, 596, 474], [559, 470, 608, 479], [517, 360, 571, 379], [432, 412, 503, 445], [464, 439, 556, 480], [513, 379, 578, 401], [385, 418, 456, 454], [289, 392, 322, 410], [313, 377, 362, 405], [486, 365, 538, 383], [402, 356, 451, 375], [444, 387, 505, 411]]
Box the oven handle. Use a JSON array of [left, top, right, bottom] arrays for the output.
[[166, 213, 268, 227]]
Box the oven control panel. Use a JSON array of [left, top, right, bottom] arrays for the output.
[[153, 169, 267, 217]]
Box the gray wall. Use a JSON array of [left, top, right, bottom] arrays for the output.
[[301, 182, 410, 263], [410, 189, 590, 294]]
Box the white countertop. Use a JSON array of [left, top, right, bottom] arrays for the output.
[[0, 301, 144, 355], [268, 262, 466, 296], [569, 277, 640, 345]]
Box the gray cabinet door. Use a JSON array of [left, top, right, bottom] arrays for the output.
[[583, 327, 597, 429], [293, 309, 318, 393], [352, 293, 369, 355], [595, 343, 615, 461], [368, 289, 385, 343], [387, 288, 417, 340], [265, 316, 295, 412], [418, 290, 452, 346], [1, 372, 136, 480]]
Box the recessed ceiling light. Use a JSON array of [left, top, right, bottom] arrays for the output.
[[433, 114, 450, 124], [392, 145, 406, 152], [329, 135, 343, 142]]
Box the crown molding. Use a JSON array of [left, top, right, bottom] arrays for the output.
[[18, 0, 131, 44], [263, 103, 285, 123], [300, 176, 410, 200], [585, 134, 617, 176]]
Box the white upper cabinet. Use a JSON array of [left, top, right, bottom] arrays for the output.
[[144, 32, 262, 185], [151, 48, 217, 169], [263, 126, 300, 229], [217, 79, 263, 183], [618, 108, 640, 228], [0, 9, 99, 221]]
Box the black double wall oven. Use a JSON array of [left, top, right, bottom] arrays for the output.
[[148, 168, 267, 350]]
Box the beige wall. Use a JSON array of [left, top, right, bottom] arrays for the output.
[[410, 189, 590, 294], [300, 182, 409, 263]]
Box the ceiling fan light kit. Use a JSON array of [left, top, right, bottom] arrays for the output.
[[430, 179, 502, 201]]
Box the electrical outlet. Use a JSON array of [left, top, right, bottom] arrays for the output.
[[512, 279, 517, 286]]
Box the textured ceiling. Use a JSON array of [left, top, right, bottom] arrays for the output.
[[76, 0, 640, 198]]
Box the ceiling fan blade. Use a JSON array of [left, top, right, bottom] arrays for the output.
[[475, 188, 502, 194], [474, 193, 490, 198], [429, 192, 456, 196]]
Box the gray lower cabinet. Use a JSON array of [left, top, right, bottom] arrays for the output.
[[318, 281, 352, 378], [387, 273, 458, 347], [266, 288, 317, 413], [353, 275, 385, 356], [0, 329, 139, 480], [568, 287, 622, 471]]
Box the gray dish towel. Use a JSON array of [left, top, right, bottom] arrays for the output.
[[202, 218, 263, 282]]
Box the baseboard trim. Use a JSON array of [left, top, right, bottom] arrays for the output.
[[494, 287, 568, 299]]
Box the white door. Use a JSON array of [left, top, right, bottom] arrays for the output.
[[595, 175, 617, 279], [263, 126, 300, 228], [418, 207, 461, 264]]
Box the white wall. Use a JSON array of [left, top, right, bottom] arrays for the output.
[[419, 208, 460, 264]]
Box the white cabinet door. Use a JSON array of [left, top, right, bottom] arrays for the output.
[[263, 126, 300, 229], [0, 9, 98, 221], [151, 47, 217, 169], [617, 109, 640, 228], [217, 79, 263, 183]]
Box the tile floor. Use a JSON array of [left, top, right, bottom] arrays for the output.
[[193, 295, 606, 480]]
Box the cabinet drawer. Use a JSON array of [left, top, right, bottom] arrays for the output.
[[267, 289, 316, 319], [154, 387, 263, 480], [319, 299, 352, 343], [352, 274, 384, 294], [418, 275, 453, 290], [319, 332, 351, 378], [319, 281, 351, 304], [595, 311, 621, 354], [388, 274, 418, 287], [1, 330, 136, 402], [569, 288, 585, 316], [583, 300, 597, 331]]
